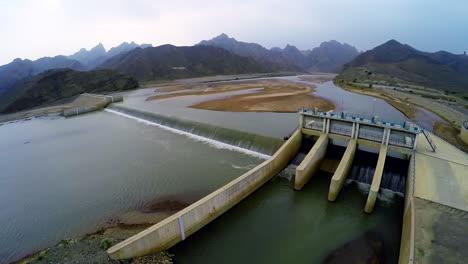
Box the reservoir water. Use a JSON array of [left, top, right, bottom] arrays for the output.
[[0, 112, 262, 263]]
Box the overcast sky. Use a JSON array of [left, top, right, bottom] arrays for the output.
[[2, 0, 467, 65]]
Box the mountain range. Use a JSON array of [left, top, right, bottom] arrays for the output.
[[0, 41, 151, 96], [198, 34, 360, 72], [337, 40, 468, 93], [97, 44, 278, 81], [2, 34, 466, 114], [0, 56, 84, 95], [68, 42, 152, 69]]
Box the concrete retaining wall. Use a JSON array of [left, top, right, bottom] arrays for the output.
[[399, 154, 415, 264], [328, 139, 357, 201], [364, 145, 388, 213], [294, 134, 328, 190], [63, 94, 123, 117], [107, 130, 303, 260], [461, 122, 468, 145]]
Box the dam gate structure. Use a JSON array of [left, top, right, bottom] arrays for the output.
[[105, 105, 467, 264]]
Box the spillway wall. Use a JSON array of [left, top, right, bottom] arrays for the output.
[[107, 105, 285, 155], [107, 130, 302, 259], [63, 94, 123, 117]]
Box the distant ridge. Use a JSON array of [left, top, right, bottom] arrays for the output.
[[97, 44, 279, 81], [338, 40, 468, 92], [0, 56, 84, 95], [68, 42, 153, 69], [198, 33, 359, 72], [0, 41, 151, 97], [198, 33, 301, 71]]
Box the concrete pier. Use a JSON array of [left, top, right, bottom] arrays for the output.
[[328, 139, 357, 201], [107, 130, 302, 260], [294, 134, 328, 190], [364, 145, 388, 213]]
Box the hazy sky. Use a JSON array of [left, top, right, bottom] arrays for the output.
[[2, 0, 467, 65]]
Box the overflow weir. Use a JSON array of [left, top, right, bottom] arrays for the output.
[[105, 106, 468, 264]]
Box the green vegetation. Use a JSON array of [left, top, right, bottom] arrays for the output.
[[0, 69, 138, 113], [99, 238, 114, 250]]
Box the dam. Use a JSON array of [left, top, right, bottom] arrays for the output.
[[1, 77, 465, 263], [106, 106, 468, 263]]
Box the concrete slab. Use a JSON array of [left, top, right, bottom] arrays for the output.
[[294, 134, 328, 190], [328, 139, 357, 201], [364, 145, 388, 213]]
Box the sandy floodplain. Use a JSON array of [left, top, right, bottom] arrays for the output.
[[147, 79, 335, 112]]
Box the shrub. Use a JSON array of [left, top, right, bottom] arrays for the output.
[[100, 238, 114, 250]]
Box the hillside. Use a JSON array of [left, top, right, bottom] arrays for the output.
[[198, 34, 359, 72], [0, 56, 84, 95], [97, 44, 280, 81], [337, 40, 468, 92], [0, 69, 138, 113]]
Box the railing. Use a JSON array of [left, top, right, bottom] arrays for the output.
[[358, 132, 382, 142], [329, 127, 352, 136], [304, 123, 323, 130], [388, 137, 414, 148], [300, 108, 421, 133], [422, 129, 436, 152]]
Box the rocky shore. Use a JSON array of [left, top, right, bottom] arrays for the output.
[[15, 200, 190, 264]]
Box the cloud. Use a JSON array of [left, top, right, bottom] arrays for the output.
[[1, 0, 467, 65]]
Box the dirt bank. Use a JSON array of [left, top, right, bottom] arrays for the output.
[[147, 79, 335, 112], [433, 121, 468, 152], [15, 199, 190, 264], [299, 75, 335, 83]]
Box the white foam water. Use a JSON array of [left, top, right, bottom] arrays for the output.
[[105, 108, 271, 160]]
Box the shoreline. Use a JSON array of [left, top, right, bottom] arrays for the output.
[[13, 200, 190, 264]]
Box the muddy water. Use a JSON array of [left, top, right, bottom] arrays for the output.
[[0, 112, 263, 263], [172, 169, 404, 264]]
